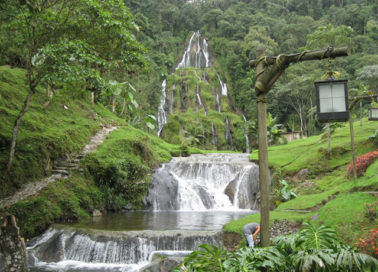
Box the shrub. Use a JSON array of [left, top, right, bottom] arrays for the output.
[[355, 228, 378, 258], [346, 150, 378, 177]]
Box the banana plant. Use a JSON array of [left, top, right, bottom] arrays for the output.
[[106, 80, 138, 117]]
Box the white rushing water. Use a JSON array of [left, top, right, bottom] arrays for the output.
[[176, 31, 210, 70], [217, 74, 228, 96], [147, 153, 260, 211], [157, 80, 167, 137], [28, 228, 220, 271]]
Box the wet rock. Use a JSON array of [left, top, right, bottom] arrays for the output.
[[294, 168, 310, 181], [0, 215, 28, 272], [91, 209, 102, 217], [122, 204, 133, 211], [140, 254, 185, 272]]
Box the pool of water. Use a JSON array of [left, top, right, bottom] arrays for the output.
[[71, 210, 256, 231]]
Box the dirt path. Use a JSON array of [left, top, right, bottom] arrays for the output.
[[0, 126, 117, 208]]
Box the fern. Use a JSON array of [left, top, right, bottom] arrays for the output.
[[298, 222, 339, 250]]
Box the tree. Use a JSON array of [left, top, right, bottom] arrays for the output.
[[3, 0, 145, 171], [303, 24, 353, 50]]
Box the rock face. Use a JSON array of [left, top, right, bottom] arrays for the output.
[[0, 215, 28, 272], [140, 252, 189, 272]]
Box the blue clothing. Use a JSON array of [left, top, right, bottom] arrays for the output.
[[245, 233, 254, 248], [242, 223, 259, 248]]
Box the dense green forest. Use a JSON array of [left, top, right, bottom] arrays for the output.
[[1, 0, 377, 143], [123, 0, 378, 136]]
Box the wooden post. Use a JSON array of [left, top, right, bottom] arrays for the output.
[[348, 116, 357, 182], [255, 47, 270, 247]]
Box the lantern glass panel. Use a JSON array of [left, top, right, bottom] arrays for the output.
[[371, 109, 378, 119], [318, 83, 346, 113]]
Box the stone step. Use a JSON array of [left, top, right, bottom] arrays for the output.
[[52, 169, 70, 176], [72, 154, 84, 159], [56, 163, 79, 168]]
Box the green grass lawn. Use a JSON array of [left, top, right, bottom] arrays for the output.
[[226, 120, 377, 246]]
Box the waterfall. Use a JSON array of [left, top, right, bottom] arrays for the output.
[[157, 80, 168, 137], [243, 115, 251, 153], [196, 85, 202, 108], [215, 91, 221, 112], [194, 70, 207, 115], [147, 153, 260, 211], [210, 122, 217, 146], [176, 31, 210, 70], [225, 117, 233, 147], [217, 74, 228, 96], [28, 227, 220, 269]]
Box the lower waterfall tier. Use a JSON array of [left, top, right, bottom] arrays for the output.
[[28, 226, 221, 267]]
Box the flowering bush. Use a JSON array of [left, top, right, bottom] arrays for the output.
[[346, 150, 378, 177], [355, 228, 378, 258]]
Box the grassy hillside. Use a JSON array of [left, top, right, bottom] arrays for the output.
[[0, 65, 126, 197], [225, 119, 377, 246]]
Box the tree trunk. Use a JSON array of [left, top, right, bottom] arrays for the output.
[[91, 91, 95, 106], [119, 97, 126, 116], [7, 88, 35, 171], [327, 123, 331, 157], [359, 100, 362, 126], [255, 47, 270, 247], [112, 95, 116, 113]]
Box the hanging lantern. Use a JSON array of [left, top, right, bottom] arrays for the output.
[[315, 79, 349, 122], [368, 108, 378, 121]]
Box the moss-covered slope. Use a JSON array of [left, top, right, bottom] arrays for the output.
[[0, 65, 125, 197], [160, 67, 249, 151]]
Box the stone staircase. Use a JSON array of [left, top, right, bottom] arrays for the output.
[[51, 126, 117, 177], [0, 126, 117, 208], [51, 154, 84, 176]]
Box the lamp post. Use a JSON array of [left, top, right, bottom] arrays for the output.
[[250, 46, 350, 247]]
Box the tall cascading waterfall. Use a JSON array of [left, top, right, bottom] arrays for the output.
[[217, 74, 228, 96], [28, 227, 220, 269], [176, 31, 210, 70], [146, 153, 260, 211], [157, 80, 168, 137], [194, 70, 207, 115], [243, 115, 251, 153], [157, 31, 212, 137]]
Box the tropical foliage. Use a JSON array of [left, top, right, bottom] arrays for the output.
[[177, 223, 378, 272]]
